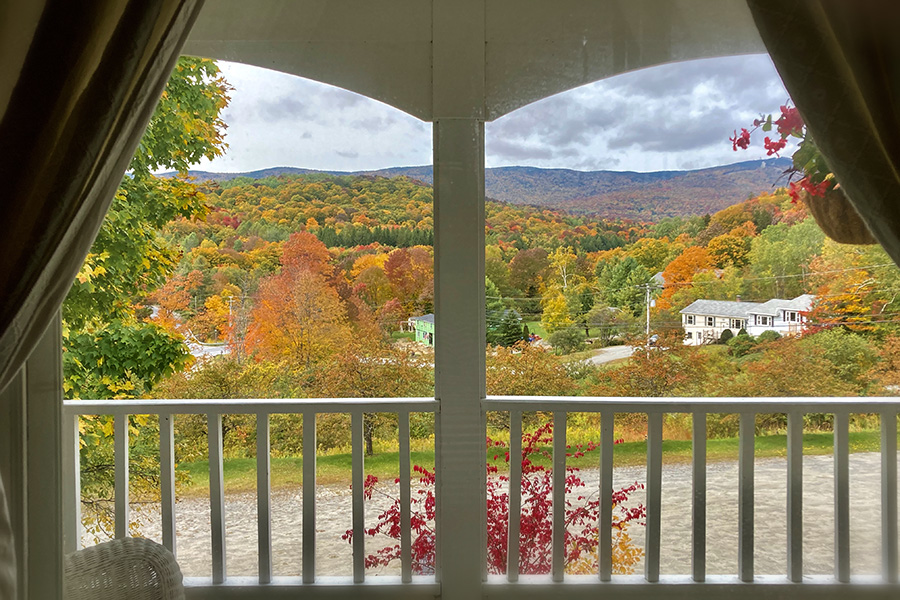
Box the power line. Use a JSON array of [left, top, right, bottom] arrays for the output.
[[486, 262, 898, 302]]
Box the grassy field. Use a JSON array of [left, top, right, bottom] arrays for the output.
[[524, 321, 548, 340], [176, 430, 891, 497]]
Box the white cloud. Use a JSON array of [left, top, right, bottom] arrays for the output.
[[195, 54, 790, 174]]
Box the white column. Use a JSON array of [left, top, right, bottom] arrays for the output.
[[25, 315, 64, 600], [433, 117, 486, 598], [432, 2, 486, 596]]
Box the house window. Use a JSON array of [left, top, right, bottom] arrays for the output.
[[706, 316, 715, 327], [757, 315, 771, 326], [686, 332, 693, 339], [731, 319, 744, 329], [786, 311, 798, 322], [685, 315, 695, 325]]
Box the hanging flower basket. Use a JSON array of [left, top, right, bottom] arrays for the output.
[[730, 104, 877, 246], [801, 185, 876, 245]]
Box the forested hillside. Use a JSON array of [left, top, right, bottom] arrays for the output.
[[68, 163, 900, 407], [167, 157, 791, 221]]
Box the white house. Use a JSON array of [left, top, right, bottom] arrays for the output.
[[745, 295, 816, 337], [680, 295, 815, 345]]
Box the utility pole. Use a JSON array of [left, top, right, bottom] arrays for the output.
[[645, 283, 651, 358]]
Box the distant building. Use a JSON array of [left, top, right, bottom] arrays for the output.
[[410, 313, 435, 346], [679, 294, 814, 345]]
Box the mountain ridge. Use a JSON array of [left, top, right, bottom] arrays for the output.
[[164, 158, 793, 221]]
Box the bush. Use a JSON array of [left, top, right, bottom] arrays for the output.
[[726, 333, 756, 357], [756, 329, 782, 343], [549, 327, 586, 355], [562, 358, 597, 383], [345, 422, 645, 575], [718, 329, 734, 344], [804, 328, 877, 389]]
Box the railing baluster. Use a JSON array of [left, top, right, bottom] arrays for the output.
[[787, 411, 803, 582], [160, 414, 176, 557], [883, 410, 898, 583], [208, 412, 226, 584], [645, 411, 663, 583], [552, 411, 567, 582], [114, 413, 129, 539], [352, 411, 365, 583], [507, 410, 523, 582], [399, 411, 412, 583], [62, 413, 81, 554], [692, 411, 706, 582], [738, 412, 754, 582], [599, 410, 614, 582], [303, 410, 317, 583], [256, 412, 272, 584], [434, 406, 442, 583], [834, 411, 850, 583]]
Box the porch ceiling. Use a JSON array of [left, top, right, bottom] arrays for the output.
[[183, 0, 766, 122]]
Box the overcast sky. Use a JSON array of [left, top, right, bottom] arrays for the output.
[[192, 53, 792, 174]]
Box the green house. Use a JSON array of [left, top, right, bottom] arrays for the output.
[[411, 313, 435, 347]]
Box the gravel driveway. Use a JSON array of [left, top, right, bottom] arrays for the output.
[[104, 452, 896, 579]]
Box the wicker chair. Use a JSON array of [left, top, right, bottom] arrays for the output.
[[64, 537, 184, 600]]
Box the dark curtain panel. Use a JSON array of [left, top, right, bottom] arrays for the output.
[[0, 4, 202, 593], [0, 0, 205, 390], [747, 0, 900, 264]]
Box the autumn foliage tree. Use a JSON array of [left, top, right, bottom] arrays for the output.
[[592, 331, 709, 397], [657, 246, 713, 310], [310, 338, 434, 454], [248, 266, 349, 369], [67, 57, 230, 536]]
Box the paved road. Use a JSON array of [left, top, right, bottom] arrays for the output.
[[589, 344, 634, 365], [186, 341, 230, 359]]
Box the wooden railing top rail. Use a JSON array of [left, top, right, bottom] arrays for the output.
[[485, 396, 900, 413], [62, 396, 900, 416], [62, 397, 439, 416]]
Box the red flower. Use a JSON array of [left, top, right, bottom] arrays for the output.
[[789, 176, 832, 204], [788, 180, 802, 204], [730, 128, 751, 151], [775, 105, 803, 137], [763, 136, 787, 156], [800, 177, 831, 197]]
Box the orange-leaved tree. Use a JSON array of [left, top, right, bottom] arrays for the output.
[[657, 246, 713, 309], [247, 233, 350, 368]]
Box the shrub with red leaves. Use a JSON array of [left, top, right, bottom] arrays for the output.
[[345, 421, 645, 575]]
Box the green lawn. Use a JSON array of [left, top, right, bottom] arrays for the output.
[[524, 321, 548, 340], [176, 430, 891, 496]]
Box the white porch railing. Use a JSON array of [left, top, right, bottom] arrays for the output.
[[62, 398, 440, 599], [62, 396, 900, 599]]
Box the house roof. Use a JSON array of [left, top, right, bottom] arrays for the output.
[[681, 295, 815, 319], [411, 313, 434, 324], [748, 294, 815, 316], [679, 299, 762, 319]]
